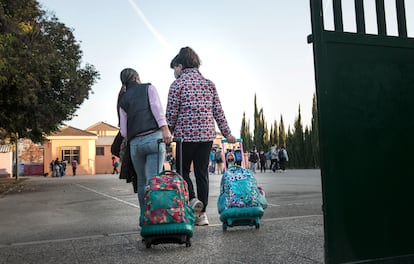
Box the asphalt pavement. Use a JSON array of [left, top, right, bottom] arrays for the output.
[[0, 169, 324, 264]]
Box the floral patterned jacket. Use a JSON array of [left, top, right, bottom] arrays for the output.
[[166, 68, 231, 142]]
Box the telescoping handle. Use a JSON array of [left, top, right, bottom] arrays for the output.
[[221, 138, 243, 143], [157, 137, 183, 175]]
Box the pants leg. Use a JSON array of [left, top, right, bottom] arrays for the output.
[[129, 130, 165, 209], [192, 142, 212, 212], [177, 141, 212, 212], [176, 142, 196, 200]]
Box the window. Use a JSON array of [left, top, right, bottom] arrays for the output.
[[96, 147, 104, 156], [62, 147, 80, 164]]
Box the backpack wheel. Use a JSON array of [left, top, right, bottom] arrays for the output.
[[185, 236, 191, 247], [222, 223, 228, 231]]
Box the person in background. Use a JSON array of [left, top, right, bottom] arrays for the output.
[[167, 47, 236, 226], [118, 68, 172, 211], [278, 145, 289, 172], [71, 159, 78, 176], [234, 146, 243, 166], [248, 145, 259, 173], [259, 150, 266, 173], [215, 148, 224, 174], [112, 156, 120, 174], [53, 158, 60, 177], [61, 160, 66, 176], [226, 149, 235, 168], [209, 148, 216, 173], [270, 144, 279, 172]]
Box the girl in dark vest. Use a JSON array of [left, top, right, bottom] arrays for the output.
[[117, 68, 172, 211]]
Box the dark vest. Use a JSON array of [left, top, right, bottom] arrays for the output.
[[119, 83, 159, 141]]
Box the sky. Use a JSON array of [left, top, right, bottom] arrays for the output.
[[38, 0, 414, 137]]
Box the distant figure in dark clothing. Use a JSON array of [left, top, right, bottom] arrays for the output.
[[278, 145, 289, 172], [71, 159, 78, 176], [259, 150, 266, 172], [112, 156, 120, 174]]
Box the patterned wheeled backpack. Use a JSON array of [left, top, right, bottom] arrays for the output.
[[218, 165, 267, 213], [141, 170, 194, 225]]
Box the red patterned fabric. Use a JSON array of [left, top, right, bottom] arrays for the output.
[[142, 171, 191, 225], [166, 68, 232, 142]]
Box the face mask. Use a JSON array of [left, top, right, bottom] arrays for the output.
[[174, 72, 180, 79]]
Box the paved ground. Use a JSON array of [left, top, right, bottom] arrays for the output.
[[0, 170, 324, 264], [0, 177, 28, 196]]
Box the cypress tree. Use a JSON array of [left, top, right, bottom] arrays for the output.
[[240, 112, 252, 151], [253, 94, 260, 150], [291, 105, 305, 168], [273, 120, 279, 146], [304, 126, 313, 168], [279, 115, 286, 147], [257, 108, 266, 151], [311, 93, 320, 168]]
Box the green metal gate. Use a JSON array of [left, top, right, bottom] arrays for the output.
[[309, 0, 414, 263]]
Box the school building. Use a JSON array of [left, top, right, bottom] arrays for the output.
[[43, 122, 119, 175], [43, 121, 228, 176]]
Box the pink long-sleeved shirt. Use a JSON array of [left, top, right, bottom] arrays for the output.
[[119, 84, 167, 138]]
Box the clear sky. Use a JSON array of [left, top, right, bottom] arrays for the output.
[[38, 0, 414, 137]]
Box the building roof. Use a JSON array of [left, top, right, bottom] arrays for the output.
[[86, 122, 119, 132], [96, 136, 116, 146], [0, 145, 12, 153], [49, 126, 97, 137]]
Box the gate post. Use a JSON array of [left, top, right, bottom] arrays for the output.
[[309, 0, 414, 263]]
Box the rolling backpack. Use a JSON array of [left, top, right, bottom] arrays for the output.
[[140, 138, 195, 248], [140, 171, 194, 225], [140, 170, 195, 247], [217, 165, 267, 230]]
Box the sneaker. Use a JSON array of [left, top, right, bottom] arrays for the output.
[[189, 198, 204, 215], [196, 213, 209, 226]]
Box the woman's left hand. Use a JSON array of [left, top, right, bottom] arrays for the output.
[[226, 135, 236, 143]]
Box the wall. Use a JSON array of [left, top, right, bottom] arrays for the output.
[[44, 138, 96, 175], [0, 152, 12, 178], [95, 145, 113, 174]]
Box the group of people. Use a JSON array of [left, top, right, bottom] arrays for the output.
[[49, 158, 66, 177], [116, 47, 236, 226], [269, 144, 289, 172], [208, 145, 245, 174], [249, 144, 289, 173], [208, 144, 289, 174], [49, 158, 78, 177]]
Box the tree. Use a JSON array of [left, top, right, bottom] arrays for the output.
[[304, 126, 313, 168], [252, 94, 260, 150], [259, 108, 270, 152], [289, 105, 305, 168], [0, 0, 99, 142], [240, 112, 252, 152], [278, 115, 286, 147], [19, 139, 43, 163], [311, 93, 320, 168], [291, 105, 305, 168], [270, 120, 278, 146]]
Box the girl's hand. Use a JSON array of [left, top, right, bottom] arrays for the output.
[[161, 126, 172, 144]]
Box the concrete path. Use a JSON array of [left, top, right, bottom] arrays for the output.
[[0, 169, 324, 264]]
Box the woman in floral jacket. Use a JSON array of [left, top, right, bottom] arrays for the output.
[[167, 47, 235, 226]]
